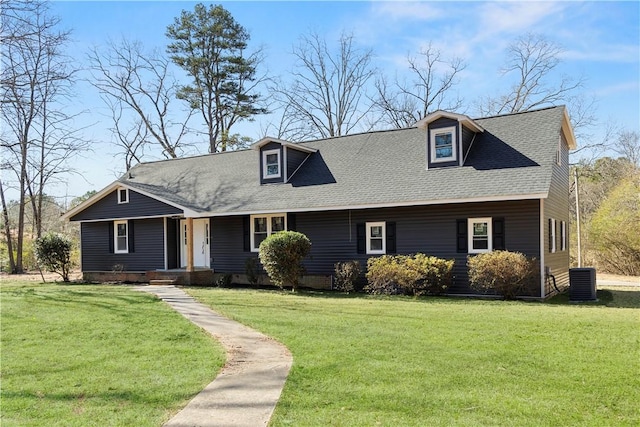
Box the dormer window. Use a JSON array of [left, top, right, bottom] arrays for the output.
[[262, 149, 281, 179], [431, 126, 457, 163], [117, 188, 129, 204]]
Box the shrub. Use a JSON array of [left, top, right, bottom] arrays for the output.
[[365, 254, 454, 296], [467, 250, 539, 299], [258, 231, 311, 291], [245, 257, 261, 286], [333, 260, 361, 293], [34, 233, 73, 282], [404, 254, 454, 296], [365, 255, 403, 295]]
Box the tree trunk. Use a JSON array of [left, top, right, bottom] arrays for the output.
[[0, 180, 17, 274]]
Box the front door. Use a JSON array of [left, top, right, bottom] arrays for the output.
[[180, 219, 210, 268]]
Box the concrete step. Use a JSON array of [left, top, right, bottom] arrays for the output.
[[149, 279, 177, 286]]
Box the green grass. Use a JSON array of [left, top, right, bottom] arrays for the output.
[[1, 281, 225, 427], [186, 286, 640, 427]]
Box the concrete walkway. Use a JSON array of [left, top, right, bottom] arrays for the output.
[[134, 285, 292, 427]]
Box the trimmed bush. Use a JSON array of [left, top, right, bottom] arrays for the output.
[[245, 257, 261, 286], [404, 254, 454, 296], [258, 231, 311, 291], [467, 250, 539, 299], [365, 254, 454, 296], [34, 233, 73, 282], [333, 260, 361, 293]]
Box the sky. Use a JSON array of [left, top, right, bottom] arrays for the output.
[[12, 0, 640, 205]]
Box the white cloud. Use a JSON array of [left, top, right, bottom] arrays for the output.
[[563, 44, 640, 63], [371, 1, 445, 22], [477, 2, 566, 38]]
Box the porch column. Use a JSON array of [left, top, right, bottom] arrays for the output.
[[186, 217, 194, 272]]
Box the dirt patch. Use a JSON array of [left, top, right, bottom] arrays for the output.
[[0, 270, 83, 283]]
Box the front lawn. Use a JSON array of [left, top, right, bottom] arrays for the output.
[[186, 286, 640, 427], [1, 282, 224, 427]]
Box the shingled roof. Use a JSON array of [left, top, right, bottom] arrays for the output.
[[110, 106, 570, 217]]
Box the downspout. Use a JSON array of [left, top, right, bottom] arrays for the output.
[[539, 199, 546, 299]]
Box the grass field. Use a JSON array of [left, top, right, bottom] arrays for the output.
[[186, 286, 640, 427], [1, 281, 225, 427]]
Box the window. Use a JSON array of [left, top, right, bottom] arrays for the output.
[[560, 220, 566, 251], [366, 222, 386, 254], [114, 220, 128, 253], [250, 214, 286, 251], [468, 218, 492, 254], [117, 188, 129, 204], [550, 218, 557, 253], [262, 149, 281, 179], [430, 126, 457, 163], [556, 137, 562, 166]]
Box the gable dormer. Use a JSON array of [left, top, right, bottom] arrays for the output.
[[252, 137, 317, 184], [415, 111, 484, 169]]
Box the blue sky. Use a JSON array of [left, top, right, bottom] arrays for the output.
[[40, 0, 639, 203]]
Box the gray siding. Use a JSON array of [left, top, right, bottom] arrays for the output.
[[210, 201, 541, 294], [81, 218, 165, 271], [286, 147, 310, 181], [543, 133, 571, 295], [71, 189, 182, 221]]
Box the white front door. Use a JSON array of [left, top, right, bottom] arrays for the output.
[[180, 219, 210, 268]]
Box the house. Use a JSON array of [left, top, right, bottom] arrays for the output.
[[62, 106, 576, 298]]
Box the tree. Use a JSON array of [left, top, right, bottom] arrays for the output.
[[588, 173, 640, 275], [613, 130, 640, 169], [34, 232, 73, 282], [271, 32, 375, 141], [477, 34, 585, 116], [373, 43, 465, 129], [258, 231, 311, 292], [1, 0, 85, 272], [88, 38, 194, 170], [166, 3, 267, 153]]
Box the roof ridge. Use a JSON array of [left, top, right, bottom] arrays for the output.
[[474, 105, 564, 121]]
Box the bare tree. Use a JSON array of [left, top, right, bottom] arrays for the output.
[[373, 44, 465, 129], [1, 0, 85, 272], [88, 38, 194, 169], [477, 34, 585, 116], [271, 32, 375, 140], [166, 3, 267, 153], [613, 130, 640, 169]]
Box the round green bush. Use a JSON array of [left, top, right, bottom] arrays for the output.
[[258, 231, 311, 291]]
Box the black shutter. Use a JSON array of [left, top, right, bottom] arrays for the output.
[[243, 216, 250, 252], [287, 213, 297, 232], [386, 222, 396, 254], [493, 218, 505, 251], [456, 219, 467, 253], [356, 223, 366, 254], [548, 218, 553, 253], [108, 221, 114, 253], [128, 219, 135, 253]]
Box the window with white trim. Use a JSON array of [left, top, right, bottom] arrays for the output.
[[560, 220, 566, 251], [118, 188, 129, 204], [262, 149, 281, 179], [366, 222, 386, 254], [430, 126, 457, 163], [250, 214, 286, 251], [550, 218, 557, 253], [556, 137, 562, 166], [468, 218, 492, 254], [114, 220, 128, 253]]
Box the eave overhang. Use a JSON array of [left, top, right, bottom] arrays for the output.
[[415, 110, 485, 133]]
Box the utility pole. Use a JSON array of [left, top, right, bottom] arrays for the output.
[[574, 168, 582, 267]]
